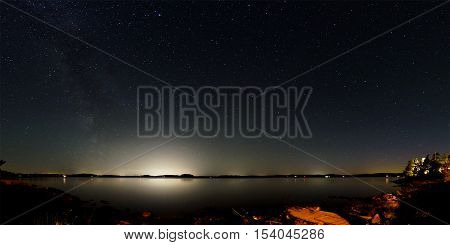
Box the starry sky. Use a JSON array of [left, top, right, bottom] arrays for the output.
[[1, 1, 449, 175]]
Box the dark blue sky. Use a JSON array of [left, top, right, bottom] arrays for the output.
[[1, 1, 449, 175]]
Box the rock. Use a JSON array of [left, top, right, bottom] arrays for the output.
[[287, 207, 350, 225], [118, 220, 131, 225], [358, 215, 372, 221], [371, 193, 400, 223], [382, 194, 400, 209], [142, 211, 151, 218], [371, 214, 381, 224], [383, 210, 396, 220], [252, 215, 263, 221]]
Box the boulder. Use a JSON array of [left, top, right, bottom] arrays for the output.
[[287, 207, 349, 225]]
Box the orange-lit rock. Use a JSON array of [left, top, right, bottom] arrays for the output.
[[287, 207, 349, 225], [142, 211, 151, 218], [118, 220, 131, 225]]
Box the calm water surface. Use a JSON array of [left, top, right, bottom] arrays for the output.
[[23, 177, 399, 214]]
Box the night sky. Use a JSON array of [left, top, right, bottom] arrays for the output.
[[1, 1, 449, 175]]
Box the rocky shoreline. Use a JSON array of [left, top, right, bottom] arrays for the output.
[[1, 178, 448, 225], [338, 179, 449, 225]]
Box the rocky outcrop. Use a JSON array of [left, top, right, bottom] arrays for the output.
[[286, 206, 350, 225]]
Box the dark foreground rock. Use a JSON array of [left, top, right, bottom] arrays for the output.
[[0, 179, 144, 224], [347, 180, 449, 224]]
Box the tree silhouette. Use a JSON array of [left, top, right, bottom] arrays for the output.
[[420, 155, 431, 176], [404, 160, 416, 177], [403, 153, 449, 179]]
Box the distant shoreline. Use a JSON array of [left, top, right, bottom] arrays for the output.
[[2, 171, 403, 179]]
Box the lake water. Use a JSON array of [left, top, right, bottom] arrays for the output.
[[23, 177, 399, 214]]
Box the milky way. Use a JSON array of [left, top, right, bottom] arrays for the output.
[[1, 1, 449, 175]]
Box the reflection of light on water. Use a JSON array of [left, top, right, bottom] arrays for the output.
[[63, 178, 66, 184], [385, 178, 389, 183], [139, 178, 199, 195], [20, 177, 401, 214]]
